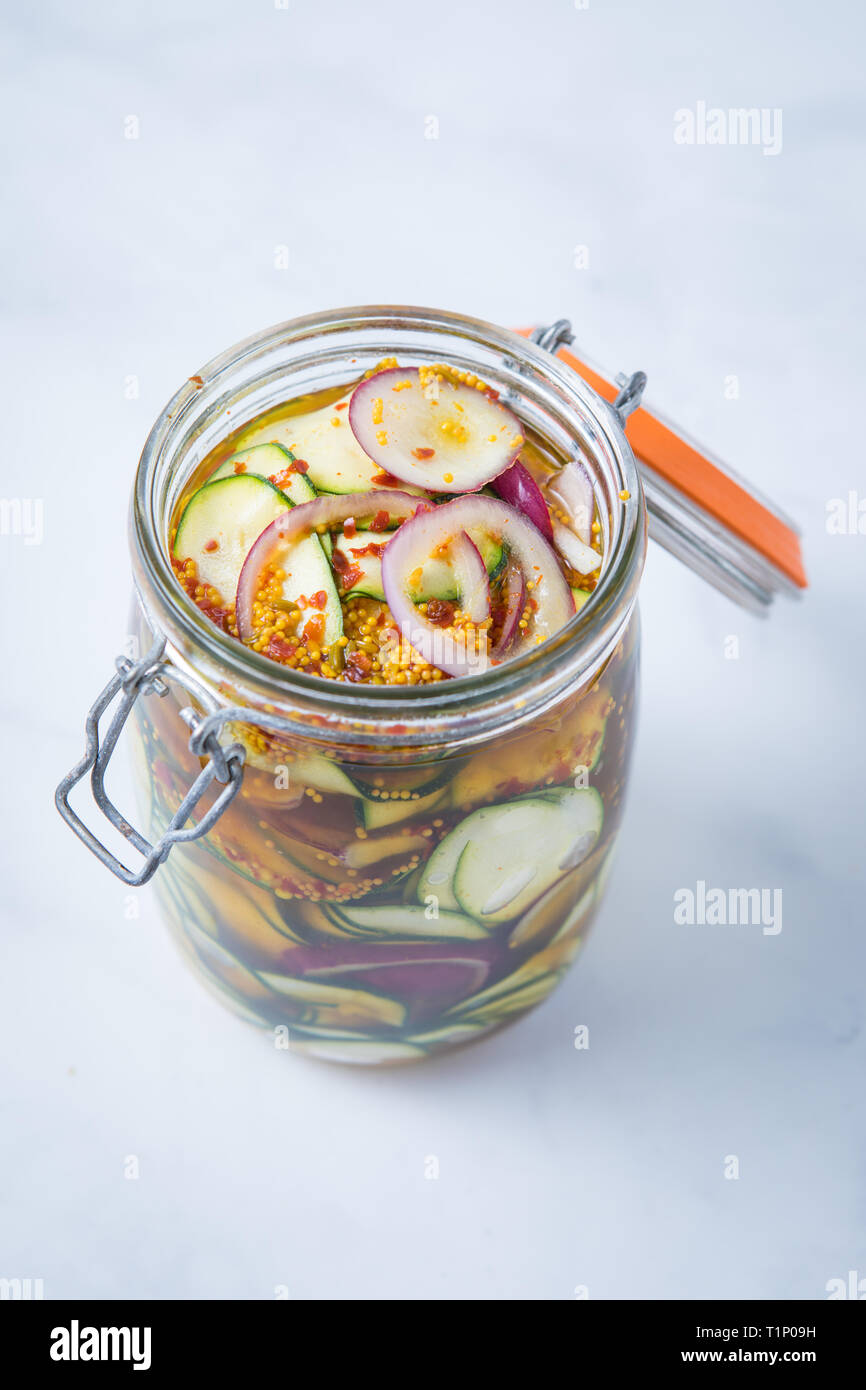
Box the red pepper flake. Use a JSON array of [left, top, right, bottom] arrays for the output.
[[266, 635, 297, 663], [484, 387, 500, 402], [334, 402, 348, 411], [349, 540, 387, 558], [303, 614, 326, 645], [269, 459, 310, 490], [172, 555, 234, 632], [203, 538, 219, 552], [330, 547, 363, 590], [343, 517, 357, 539], [426, 598, 455, 626], [197, 592, 232, 631], [189, 375, 204, 388], [371, 469, 402, 487], [412, 447, 435, 460], [370, 509, 391, 533], [233, 461, 247, 474], [345, 650, 372, 681], [309, 589, 328, 610]]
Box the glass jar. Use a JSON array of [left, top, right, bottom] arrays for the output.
[[60, 307, 647, 1064]]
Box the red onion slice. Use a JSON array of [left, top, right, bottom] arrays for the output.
[[492, 561, 527, 657], [381, 513, 491, 678], [491, 461, 554, 542], [547, 456, 595, 543], [552, 521, 601, 576], [349, 366, 524, 493], [381, 494, 574, 675], [451, 534, 492, 623], [235, 489, 424, 639]]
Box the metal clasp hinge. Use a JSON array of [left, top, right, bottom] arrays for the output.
[[55, 638, 245, 887], [530, 319, 646, 424], [612, 369, 647, 423]]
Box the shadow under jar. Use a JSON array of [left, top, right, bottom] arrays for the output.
[[122, 308, 646, 1064]]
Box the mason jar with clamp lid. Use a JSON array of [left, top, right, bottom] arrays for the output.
[[55, 307, 806, 1064]]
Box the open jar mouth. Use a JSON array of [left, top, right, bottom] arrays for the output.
[[132, 305, 646, 744]]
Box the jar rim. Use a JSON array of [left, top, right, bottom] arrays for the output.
[[132, 305, 646, 744]]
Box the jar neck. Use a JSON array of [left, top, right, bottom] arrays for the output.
[[131, 306, 646, 753]]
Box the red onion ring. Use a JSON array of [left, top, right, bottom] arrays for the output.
[[492, 561, 527, 657], [235, 489, 425, 639], [381, 494, 574, 675], [349, 366, 524, 493], [381, 512, 491, 678], [548, 457, 595, 543], [552, 522, 601, 576], [491, 461, 553, 542]]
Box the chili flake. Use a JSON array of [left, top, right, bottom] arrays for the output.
[[303, 614, 326, 645]]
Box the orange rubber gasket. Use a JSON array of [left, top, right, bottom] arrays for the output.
[[517, 331, 807, 589]]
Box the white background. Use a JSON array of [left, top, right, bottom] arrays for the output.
[[1, 0, 864, 1299]]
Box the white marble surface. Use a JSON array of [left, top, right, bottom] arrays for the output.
[[1, 0, 864, 1300]]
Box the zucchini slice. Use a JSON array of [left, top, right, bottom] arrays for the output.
[[332, 531, 505, 603], [236, 392, 432, 499], [359, 786, 448, 830], [211, 443, 317, 507], [348, 762, 455, 800], [419, 788, 603, 924], [274, 897, 357, 945], [409, 1021, 491, 1049], [289, 755, 363, 797], [454, 789, 603, 924], [286, 1036, 425, 1064], [416, 532, 505, 599], [272, 532, 343, 648], [332, 533, 386, 600], [256, 971, 407, 1029], [211, 448, 340, 615], [237, 394, 385, 494], [342, 831, 429, 870], [326, 902, 490, 940], [447, 970, 562, 1026], [508, 873, 597, 950], [244, 753, 449, 807], [173, 473, 290, 603]]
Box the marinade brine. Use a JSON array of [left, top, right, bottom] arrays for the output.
[[131, 356, 639, 1063]]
